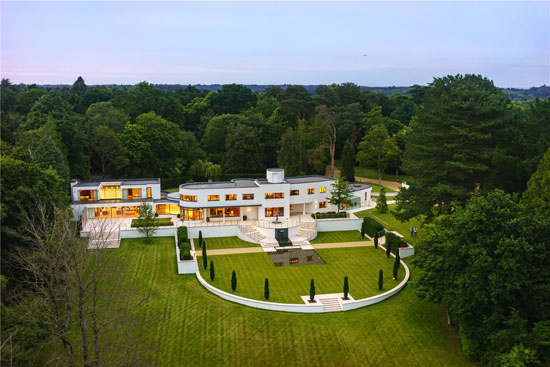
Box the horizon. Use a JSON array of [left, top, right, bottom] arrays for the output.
[[1, 1, 549, 88]]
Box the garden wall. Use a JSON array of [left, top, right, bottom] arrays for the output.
[[176, 235, 196, 274], [187, 225, 238, 239], [120, 227, 175, 239], [316, 218, 362, 232]]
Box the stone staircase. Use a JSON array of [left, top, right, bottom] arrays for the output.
[[319, 298, 341, 312], [237, 223, 265, 243], [295, 218, 317, 240]]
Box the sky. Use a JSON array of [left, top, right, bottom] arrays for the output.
[[1, 1, 548, 87]]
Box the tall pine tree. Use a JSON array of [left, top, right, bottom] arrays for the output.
[[341, 140, 356, 182]]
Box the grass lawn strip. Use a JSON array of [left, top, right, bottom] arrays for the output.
[[310, 230, 369, 244], [199, 236, 259, 250], [355, 205, 424, 245]]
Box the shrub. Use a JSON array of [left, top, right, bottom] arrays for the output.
[[393, 252, 401, 280], [202, 242, 207, 270], [177, 214, 181, 218], [374, 232, 379, 249], [198, 230, 203, 248], [179, 243, 192, 260], [264, 278, 269, 300], [309, 279, 316, 302], [378, 270, 383, 290], [154, 212, 159, 217], [243, 215, 247, 221], [363, 217, 384, 237], [231, 270, 237, 291], [385, 232, 400, 256], [177, 226, 188, 245], [210, 260, 215, 281], [361, 222, 366, 239], [343, 276, 349, 300], [131, 218, 173, 228]]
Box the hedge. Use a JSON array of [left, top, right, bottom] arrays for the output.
[[311, 212, 347, 219], [131, 219, 173, 228], [363, 217, 384, 237], [385, 232, 400, 253], [179, 243, 192, 260], [177, 226, 188, 244]]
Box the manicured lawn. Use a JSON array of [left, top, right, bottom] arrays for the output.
[[310, 230, 368, 244], [199, 246, 402, 303], [354, 166, 409, 183], [96, 237, 472, 367], [368, 182, 397, 193], [355, 205, 424, 244], [201, 236, 259, 249]]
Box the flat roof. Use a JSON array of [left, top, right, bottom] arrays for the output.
[[180, 179, 259, 190], [348, 183, 372, 192], [72, 178, 160, 187], [284, 175, 335, 184]]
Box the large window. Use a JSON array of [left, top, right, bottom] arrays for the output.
[[242, 193, 254, 200], [320, 187, 326, 193], [224, 207, 240, 217], [265, 207, 284, 217], [225, 194, 237, 201], [209, 208, 223, 217], [147, 187, 152, 199], [290, 189, 299, 196], [78, 190, 95, 201], [319, 201, 327, 208], [265, 192, 284, 199], [156, 204, 179, 215], [92, 206, 140, 219], [183, 208, 203, 221], [124, 188, 141, 200], [208, 195, 220, 201], [307, 188, 314, 194], [180, 195, 197, 202], [99, 185, 121, 200]]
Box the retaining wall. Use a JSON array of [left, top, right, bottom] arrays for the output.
[[188, 225, 238, 239], [316, 218, 362, 232], [120, 227, 175, 239]]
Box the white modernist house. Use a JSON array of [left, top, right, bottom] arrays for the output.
[[70, 178, 162, 220], [70, 169, 372, 223], [177, 169, 371, 222]]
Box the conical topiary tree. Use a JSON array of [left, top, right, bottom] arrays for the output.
[[210, 260, 215, 281], [374, 232, 379, 249], [386, 237, 391, 258], [361, 222, 366, 239], [231, 270, 237, 292], [393, 252, 400, 280], [202, 241, 207, 270], [199, 230, 203, 248], [264, 278, 269, 300], [309, 279, 316, 302], [378, 270, 383, 290], [343, 276, 349, 300]]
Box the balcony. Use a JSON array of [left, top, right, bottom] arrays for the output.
[[72, 198, 153, 204]]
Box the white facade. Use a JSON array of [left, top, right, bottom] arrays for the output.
[[178, 169, 340, 221]]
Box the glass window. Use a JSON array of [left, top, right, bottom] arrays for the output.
[[208, 195, 220, 201], [242, 193, 254, 200], [265, 207, 284, 217], [147, 187, 152, 199], [289, 258, 299, 264], [99, 185, 121, 200], [307, 255, 314, 262], [274, 262, 283, 267], [308, 188, 314, 194], [290, 189, 299, 196], [125, 188, 142, 200], [78, 190, 95, 201], [265, 192, 284, 199], [225, 194, 237, 201], [209, 208, 223, 217], [319, 201, 327, 208], [183, 208, 204, 220], [156, 204, 179, 215], [320, 187, 326, 193], [224, 207, 240, 217], [180, 195, 197, 202]]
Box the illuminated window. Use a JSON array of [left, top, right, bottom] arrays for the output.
[[208, 195, 220, 201], [180, 195, 197, 202], [156, 204, 179, 215], [320, 187, 326, 193], [124, 188, 142, 200], [209, 208, 223, 217], [147, 187, 152, 199], [242, 193, 254, 200], [225, 194, 237, 201], [289, 258, 299, 264], [307, 255, 314, 262], [99, 185, 121, 200], [224, 207, 240, 217], [183, 208, 203, 220], [78, 190, 95, 201], [308, 188, 314, 194], [365, 192, 368, 200], [265, 192, 284, 199], [265, 207, 284, 217], [274, 262, 283, 267], [290, 189, 299, 196], [319, 201, 327, 208]]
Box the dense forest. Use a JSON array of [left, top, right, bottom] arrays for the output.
[[1, 74, 549, 366]]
